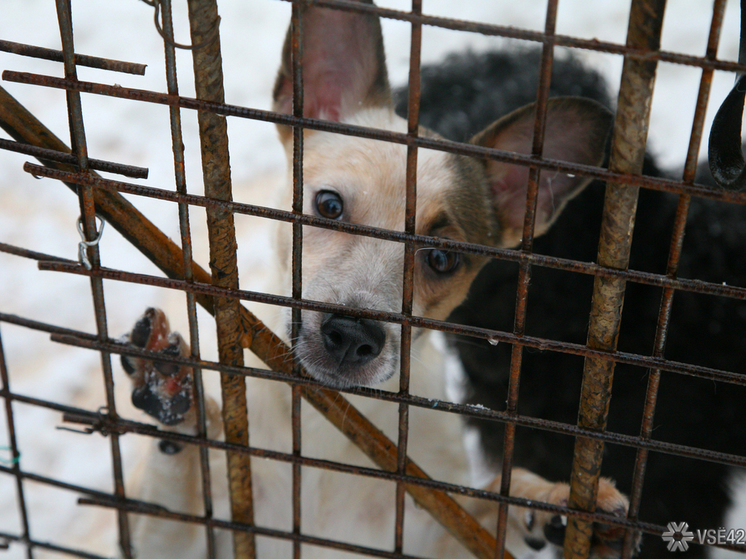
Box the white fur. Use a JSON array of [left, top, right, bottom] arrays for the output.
[[710, 471, 746, 559]]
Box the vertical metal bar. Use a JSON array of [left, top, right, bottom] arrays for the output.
[[394, 0, 422, 552], [0, 328, 33, 558], [185, 1, 255, 557], [53, 1, 132, 556], [290, 2, 305, 557], [494, 2, 557, 557], [620, 1, 726, 556], [564, 1, 666, 558], [159, 1, 217, 555]]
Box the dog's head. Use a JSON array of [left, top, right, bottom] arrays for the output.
[[273, 1, 612, 388]]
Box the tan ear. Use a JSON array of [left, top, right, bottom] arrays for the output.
[[272, 0, 391, 144], [471, 97, 613, 247]]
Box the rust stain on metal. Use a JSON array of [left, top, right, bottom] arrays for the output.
[[186, 0, 255, 557], [563, 1, 667, 558]]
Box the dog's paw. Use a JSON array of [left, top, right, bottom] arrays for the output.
[[524, 478, 635, 559], [121, 308, 193, 426]]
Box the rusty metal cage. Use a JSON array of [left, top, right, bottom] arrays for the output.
[[1, 0, 746, 558]]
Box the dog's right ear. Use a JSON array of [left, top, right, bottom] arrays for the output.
[[470, 97, 613, 248], [273, 0, 391, 143]]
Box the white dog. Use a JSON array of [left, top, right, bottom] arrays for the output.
[[120, 1, 629, 557]]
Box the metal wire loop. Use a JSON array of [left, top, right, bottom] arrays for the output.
[[76, 215, 105, 270], [141, 0, 221, 51]]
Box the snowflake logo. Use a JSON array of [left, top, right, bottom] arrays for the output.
[[662, 522, 694, 552]]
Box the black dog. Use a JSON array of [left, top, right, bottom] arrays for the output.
[[397, 49, 746, 559]]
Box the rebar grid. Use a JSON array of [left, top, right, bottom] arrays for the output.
[[0, 1, 745, 559]]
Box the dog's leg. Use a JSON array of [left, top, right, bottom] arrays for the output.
[[121, 308, 225, 558], [469, 468, 630, 559]]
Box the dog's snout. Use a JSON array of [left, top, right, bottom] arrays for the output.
[[321, 314, 385, 367]]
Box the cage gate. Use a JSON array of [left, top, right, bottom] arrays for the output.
[[1, 1, 746, 559]]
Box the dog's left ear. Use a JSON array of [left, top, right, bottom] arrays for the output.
[[471, 97, 613, 247], [273, 0, 391, 143]]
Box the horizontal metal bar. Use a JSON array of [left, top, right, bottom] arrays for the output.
[[36, 258, 746, 391], [0, 310, 98, 340], [0, 461, 122, 503], [0, 529, 110, 559], [7, 71, 746, 207], [0, 39, 147, 75], [76, 494, 432, 559], [48, 330, 746, 469], [283, 0, 746, 74], [22, 163, 746, 303], [74, 490, 746, 557], [0, 241, 73, 264], [0, 137, 148, 178], [77, 480, 657, 550]]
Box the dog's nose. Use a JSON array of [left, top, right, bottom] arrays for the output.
[[320, 314, 385, 367]]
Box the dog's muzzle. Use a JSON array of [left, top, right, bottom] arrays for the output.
[[320, 314, 386, 367]]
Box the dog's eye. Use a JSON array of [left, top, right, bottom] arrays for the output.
[[315, 190, 344, 220], [426, 249, 460, 274]]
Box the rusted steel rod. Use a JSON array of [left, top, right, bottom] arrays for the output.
[[185, 0, 255, 557], [77, 492, 467, 559], [0, 326, 32, 556], [564, 1, 667, 558], [394, 0, 423, 551], [54, 0, 132, 555], [7, 69, 746, 206], [159, 0, 217, 554], [0, 529, 108, 559], [621, 2, 727, 556], [0, 137, 148, 178], [288, 3, 305, 556], [496, 2, 559, 556], [278, 0, 744, 74], [0, 39, 147, 75]]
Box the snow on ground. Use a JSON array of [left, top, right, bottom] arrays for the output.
[[0, 0, 741, 556]]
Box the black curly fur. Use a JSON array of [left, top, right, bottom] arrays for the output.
[[395, 49, 746, 559]]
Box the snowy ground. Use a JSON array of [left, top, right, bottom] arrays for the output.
[[0, 0, 742, 557]]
